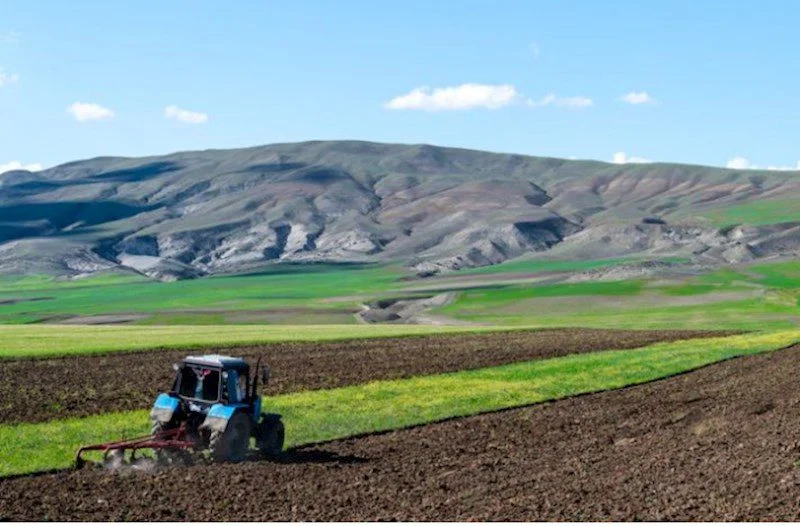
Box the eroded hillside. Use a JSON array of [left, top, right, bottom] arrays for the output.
[[1, 141, 799, 280]]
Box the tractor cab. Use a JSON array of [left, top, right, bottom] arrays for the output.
[[172, 355, 254, 409]]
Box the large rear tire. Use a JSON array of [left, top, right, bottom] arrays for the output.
[[209, 412, 251, 462], [257, 416, 285, 458]]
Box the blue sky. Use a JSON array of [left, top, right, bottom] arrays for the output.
[[1, 0, 798, 171]]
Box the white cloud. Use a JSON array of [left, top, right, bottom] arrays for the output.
[[529, 42, 540, 59], [385, 84, 593, 112], [0, 69, 19, 87], [164, 105, 209, 124], [620, 91, 655, 105], [67, 102, 115, 122], [0, 161, 42, 174], [612, 152, 652, 164], [526, 93, 593, 108], [726, 156, 799, 171], [384, 83, 520, 111], [726, 156, 752, 169]]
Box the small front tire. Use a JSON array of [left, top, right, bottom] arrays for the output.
[[257, 416, 285, 458]]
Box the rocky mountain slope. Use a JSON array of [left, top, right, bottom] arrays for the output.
[[1, 140, 799, 280]]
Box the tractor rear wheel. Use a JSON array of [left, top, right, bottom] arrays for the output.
[[257, 417, 285, 458], [209, 412, 251, 462]]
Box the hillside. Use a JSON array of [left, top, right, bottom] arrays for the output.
[[1, 140, 799, 280]]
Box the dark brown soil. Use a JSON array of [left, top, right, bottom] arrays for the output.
[[0, 328, 728, 425], [3, 344, 800, 521]]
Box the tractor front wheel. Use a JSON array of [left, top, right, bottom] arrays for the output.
[[257, 416, 285, 458], [209, 412, 251, 462]]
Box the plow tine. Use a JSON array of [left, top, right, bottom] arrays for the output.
[[103, 449, 127, 469], [75, 424, 196, 470]]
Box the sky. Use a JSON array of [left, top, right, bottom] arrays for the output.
[[1, 0, 798, 172]]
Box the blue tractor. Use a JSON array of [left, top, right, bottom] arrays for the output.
[[76, 354, 284, 467]]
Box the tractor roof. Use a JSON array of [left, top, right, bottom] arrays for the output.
[[182, 354, 249, 370]]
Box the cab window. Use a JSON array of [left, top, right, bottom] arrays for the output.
[[223, 370, 248, 403], [177, 366, 220, 402]]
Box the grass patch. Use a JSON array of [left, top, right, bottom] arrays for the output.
[[0, 264, 407, 324], [454, 256, 642, 276], [442, 298, 799, 332], [2, 331, 797, 477], [1, 260, 797, 331], [0, 272, 148, 294], [438, 280, 643, 315], [0, 324, 528, 360], [439, 260, 800, 330], [700, 199, 800, 227]]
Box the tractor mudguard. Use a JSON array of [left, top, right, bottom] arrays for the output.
[[200, 403, 248, 433], [150, 393, 180, 423]]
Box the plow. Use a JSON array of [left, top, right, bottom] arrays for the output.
[[75, 354, 284, 470], [75, 425, 196, 469]]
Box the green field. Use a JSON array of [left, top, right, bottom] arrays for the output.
[[699, 199, 800, 227], [455, 255, 643, 276], [434, 261, 800, 331], [0, 258, 797, 338], [0, 324, 521, 359], [0, 264, 406, 325], [2, 331, 797, 477]]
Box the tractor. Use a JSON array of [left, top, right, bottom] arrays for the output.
[[76, 354, 284, 468]]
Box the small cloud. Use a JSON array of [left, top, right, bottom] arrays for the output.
[[164, 105, 209, 124], [726, 156, 799, 171], [527, 93, 556, 107], [529, 42, 541, 59], [0, 69, 19, 87], [385, 84, 593, 112], [612, 152, 652, 164], [527, 93, 593, 109], [0, 161, 42, 174], [725, 155, 800, 172], [67, 102, 115, 122], [620, 91, 655, 105], [726, 156, 752, 169], [385, 83, 520, 111]]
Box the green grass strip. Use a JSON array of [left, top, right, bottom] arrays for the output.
[[0, 324, 527, 359], [1, 331, 798, 477], [700, 199, 800, 227]]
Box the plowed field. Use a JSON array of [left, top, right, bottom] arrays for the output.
[[0, 328, 726, 424], [2, 344, 798, 521]]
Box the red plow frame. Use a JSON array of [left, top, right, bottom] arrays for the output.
[[75, 424, 197, 469]]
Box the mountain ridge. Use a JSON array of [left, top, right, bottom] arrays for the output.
[[1, 140, 799, 280]]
